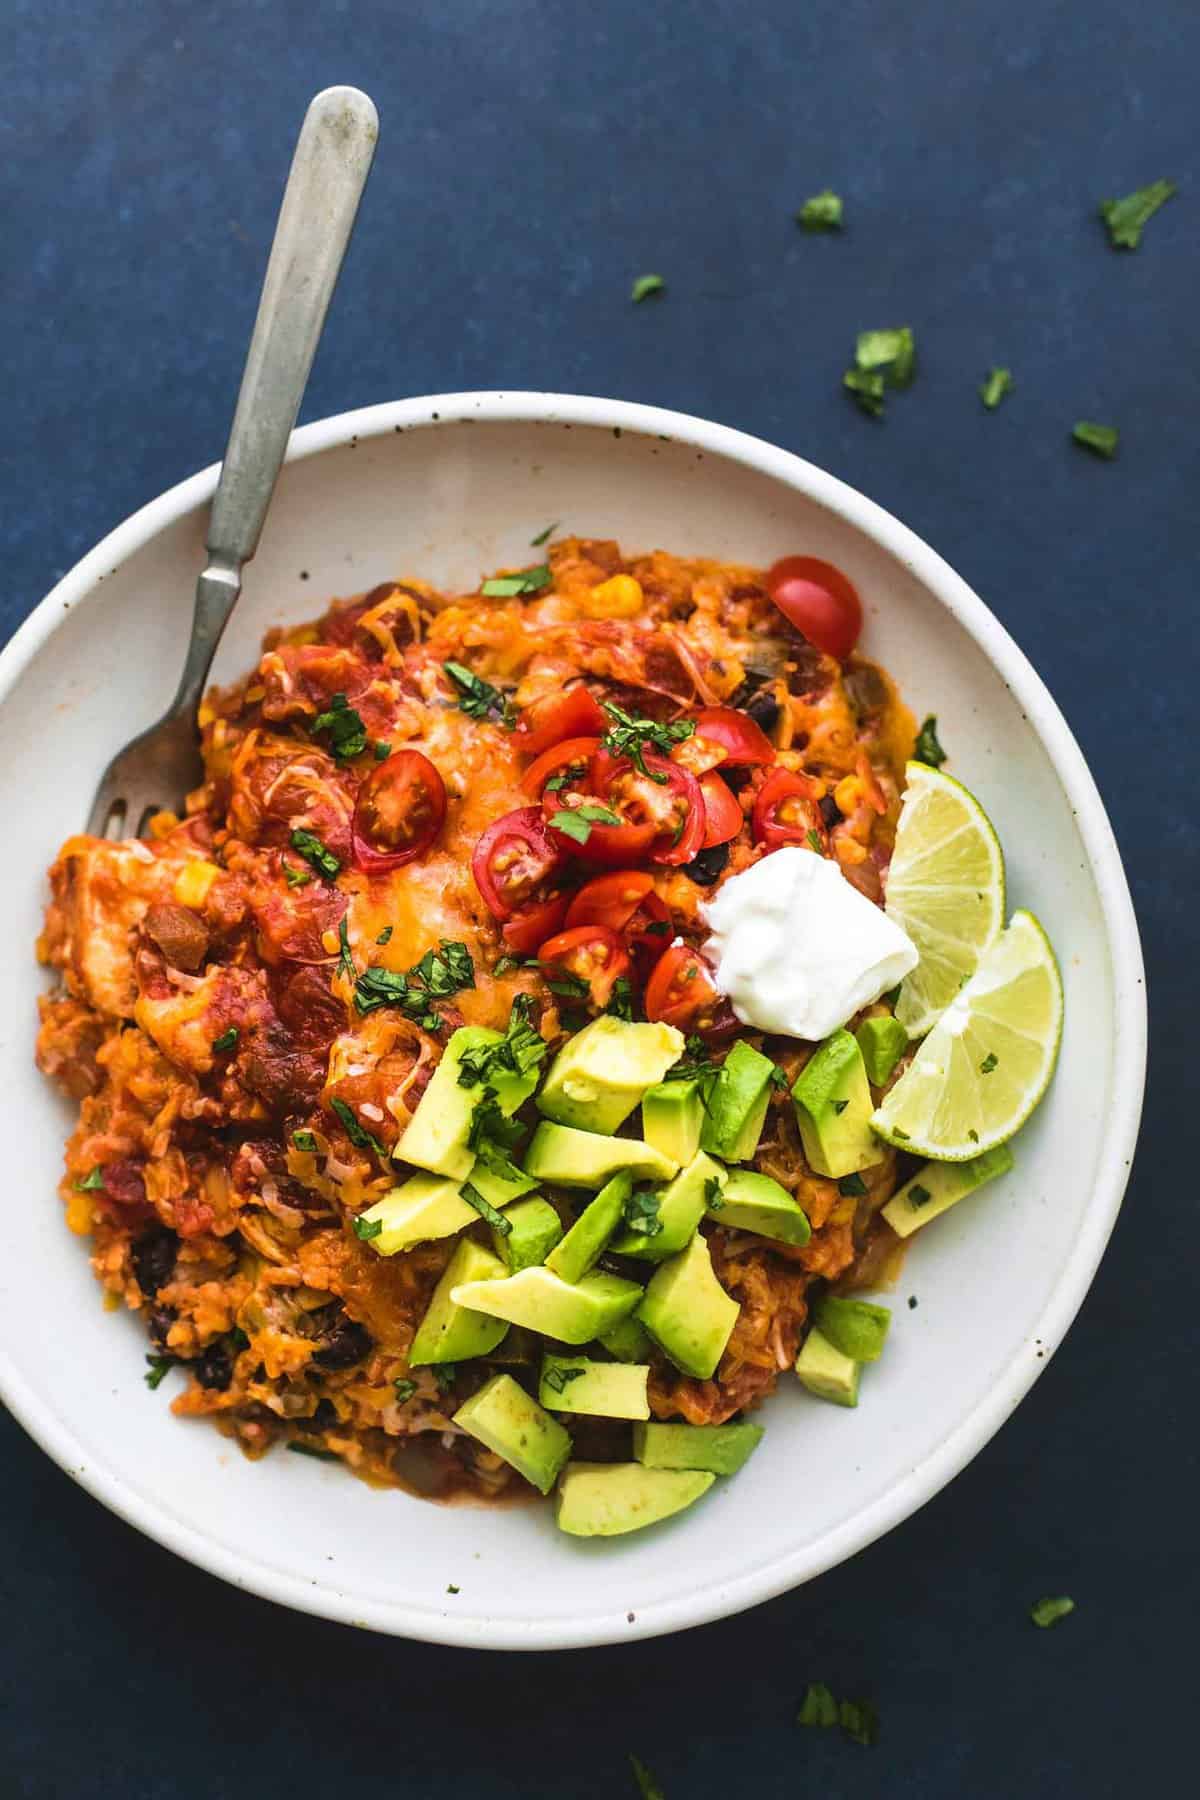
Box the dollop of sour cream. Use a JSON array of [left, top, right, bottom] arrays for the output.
[[701, 847, 918, 1041]]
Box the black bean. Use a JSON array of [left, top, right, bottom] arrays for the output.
[[132, 1226, 178, 1298], [745, 689, 781, 734], [313, 1318, 373, 1370], [683, 843, 731, 886], [147, 1305, 176, 1351], [819, 794, 841, 828], [194, 1341, 234, 1390]]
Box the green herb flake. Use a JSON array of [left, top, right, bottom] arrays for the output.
[[393, 1377, 417, 1403], [283, 861, 312, 888], [311, 691, 368, 762], [530, 522, 558, 546], [354, 939, 474, 1029], [797, 1682, 839, 1728], [980, 1052, 998, 1074], [352, 1213, 383, 1241], [606, 976, 635, 1022], [914, 715, 947, 767], [1099, 180, 1176, 250], [967, 1128, 980, 1143], [797, 190, 843, 232], [844, 368, 886, 417], [457, 994, 547, 1090], [336, 917, 356, 983], [980, 367, 1014, 410], [211, 1027, 239, 1054], [478, 565, 552, 599], [768, 1064, 790, 1091], [144, 1353, 177, 1391], [443, 659, 516, 724], [376, 925, 393, 946], [857, 326, 916, 385], [292, 1130, 318, 1153], [806, 828, 823, 853], [543, 1364, 586, 1395], [329, 1097, 387, 1158], [432, 1364, 457, 1392], [290, 827, 341, 880], [1031, 1594, 1075, 1629], [287, 1441, 340, 1462], [547, 805, 621, 846], [838, 1698, 879, 1747], [446, 1583, 460, 1595], [74, 1167, 106, 1191], [374, 740, 392, 761], [704, 1176, 725, 1210], [1072, 421, 1119, 459], [832, 1098, 849, 1116], [492, 955, 519, 976], [838, 1172, 868, 1197], [623, 1188, 663, 1238], [908, 1182, 933, 1209], [601, 701, 695, 781], [461, 1178, 512, 1237], [631, 274, 665, 304], [629, 1755, 665, 1800]]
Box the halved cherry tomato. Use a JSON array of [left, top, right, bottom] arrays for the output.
[[352, 750, 447, 872], [472, 807, 565, 919], [520, 736, 602, 800], [752, 768, 828, 853], [765, 556, 862, 660], [501, 891, 569, 955], [564, 870, 656, 932], [699, 771, 744, 848], [673, 705, 776, 775], [596, 752, 706, 867], [623, 891, 673, 977], [538, 925, 631, 1012], [644, 943, 723, 1030], [513, 687, 607, 758]]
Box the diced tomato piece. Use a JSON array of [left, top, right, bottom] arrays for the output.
[[520, 736, 603, 800], [564, 871, 656, 932], [623, 891, 673, 978], [538, 926, 632, 1012], [643, 943, 723, 1031], [351, 750, 446, 872], [673, 705, 776, 774], [501, 892, 570, 955], [698, 772, 744, 847], [513, 687, 608, 757], [751, 768, 828, 853], [472, 807, 565, 920], [594, 752, 706, 867]]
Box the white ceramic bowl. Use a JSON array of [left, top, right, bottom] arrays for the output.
[[0, 393, 1144, 1650]]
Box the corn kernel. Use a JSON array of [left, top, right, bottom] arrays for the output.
[[173, 860, 221, 908], [834, 775, 863, 814], [583, 574, 644, 619], [834, 837, 868, 867], [65, 1189, 94, 1235]]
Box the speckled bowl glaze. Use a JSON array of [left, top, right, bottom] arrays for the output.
[[0, 393, 1145, 1649]]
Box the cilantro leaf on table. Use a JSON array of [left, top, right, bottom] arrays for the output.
[[796, 189, 843, 231], [1099, 180, 1175, 249]]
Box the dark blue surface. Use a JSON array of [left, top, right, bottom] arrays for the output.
[[3, 2, 1195, 1793]]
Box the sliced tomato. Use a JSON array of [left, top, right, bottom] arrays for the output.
[[501, 891, 569, 955], [538, 926, 632, 1012], [351, 750, 446, 872], [644, 943, 723, 1031], [564, 870, 656, 932], [597, 752, 705, 867], [751, 768, 828, 853], [673, 705, 776, 775], [472, 806, 565, 920], [513, 687, 607, 758], [520, 736, 602, 800], [699, 771, 744, 848], [765, 556, 863, 660]]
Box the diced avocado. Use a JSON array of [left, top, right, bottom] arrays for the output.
[[537, 1016, 685, 1134], [856, 1015, 909, 1086], [637, 1233, 739, 1379], [494, 1197, 563, 1272], [795, 1326, 859, 1406], [611, 1150, 727, 1260], [556, 1462, 714, 1536], [482, 1325, 539, 1365], [882, 1143, 1014, 1238], [523, 1121, 678, 1189], [470, 1157, 539, 1208], [813, 1294, 891, 1361], [395, 1025, 538, 1179], [452, 1372, 572, 1495], [449, 1264, 643, 1344], [791, 1028, 885, 1179], [539, 1354, 650, 1419], [409, 1239, 509, 1365], [642, 1079, 705, 1164], [632, 1419, 764, 1475], [700, 1040, 776, 1163], [359, 1158, 536, 1255], [544, 1172, 630, 1283], [596, 1315, 654, 1362], [707, 1168, 811, 1246]]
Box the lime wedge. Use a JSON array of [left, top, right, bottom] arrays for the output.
[[871, 910, 1063, 1160], [885, 762, 1006, 1039]]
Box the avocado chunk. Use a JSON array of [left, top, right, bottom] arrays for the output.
[[791, 1028, 884, 1179], [795, 1326, 859, 1406], [632, 1419, 764, 1475], [537, 1016, 685, 1134], [611, 1150, 728, 1260], [882, 1142, 1014, 1238], [494, 1197, 563, 1272], [523, 1121, 678, 1189], [556, 1462, 715, 1536], [395, 1025, 539, 1179], [481, 1325, 539, 1365], [596, 1315, 654, 1362], [707, 1168, 811, 1246], [539, 1354, 650, 1419], [637, 1232, 739, 1379], [359, 1157, 536, 1255], [700, 1040, 776, 1162], [449, 1264, 643, 1344], [409, 1239, 510, 1365], [855, 1015, 909, 1086], [453, 1372, 572, 1494], [544, 1172, 630, 1283], [642, 1079, 705, 1164], [813, 1294, 891, 1361]]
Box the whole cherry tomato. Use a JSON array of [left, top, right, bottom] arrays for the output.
[[564, 870, 656, 932], [765, 556, 862, 660], [501, 892, 570, 956], [538, 925, 632, 1011], [698, 771, 744, 847], [513, 686, 607, 757], [644, 943, 724, 1031], [751, 768, 828, 853], [471, 807, 564, 919], [351, 750, 447, 872]]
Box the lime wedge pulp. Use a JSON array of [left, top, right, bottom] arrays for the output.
[[871, 910, 1063, 1160], [885, 762, 1006, 1040]]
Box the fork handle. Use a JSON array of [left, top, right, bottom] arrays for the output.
[[175, 86, 378, 709]]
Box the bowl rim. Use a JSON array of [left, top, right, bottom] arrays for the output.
[[0, 389, 1146, 1650]]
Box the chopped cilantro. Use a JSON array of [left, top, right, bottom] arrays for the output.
[[393, 1377, 417, 1403], [329, 1097, 387, 1158], [212, 1027, 239, 1054], [844, 367, 886, 416], [600, 701, 695, 781], [631, 274, 665, 303], [354, 939, 474, 1030], [629, 1755, 665, 1800], [665, 1035, 719, 1087], [605, 976, 636, 1022], [768, 1064, 789, 1091], [432, 1364, 457, 1392], [980, 367, 1014, 410], [461, 1179, 512, 1237], [467, 1093, 525, 1163], [838, 1172, 868, 1197], [374, 740, 392, 761], [1031, 1594, 1075, 1629], [623, 1188, 662, 1238], [144, 1353, 177, 1391], [492, 955, 519, 976], [478, 565, 552, 598], [283, 860, 312, 888], [643, 919, 670, 937], [797, 1682, 839, 1728], [446, 1583, 460, 1595], [704, 1176, 724, 1210], [443, 659, 516, 725], [547, 804, 623, 845], [376, 925, 393, 946], [806, 828, 823, 853], [914, 715, 947, 767], [1072, 421, 1119, 459], [311, 691, 368, 762], [352, 1213, 383, 1241], [530, 522, 558, 546], [457, 994, 547, 1089], [980, 1051, 998, 1074], [845, 327, 915, 416], [292, 1130, 318, 1153], [832, 1098, 849, 1116], [542, 1364, 586, 1395], [893, 1127, 910, 1141], [1099, 180, 1175, 249], [543, 969, 592, 1001], [797, 190, 843, 232], [838, 1699, 879, 1747], [967, 1128, 980, 1143], [74, 1167, 105, 1191], [336, 917, 356, 983], [287, 1441, 340, 1461], [290, 827, 340, 879], [908, 1182, 932, 1209]]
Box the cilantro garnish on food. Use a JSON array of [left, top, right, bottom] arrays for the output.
[[600, 701, 695, 781], [311, 691, 368, 762], [1099, 179, 1175, 249], [292, 1130, 318, 1153], [283, 861, 312, 888], [144, 1353, 177, 1391], [457, 994, 547, 1089], [354, 939, 475, 1029], [352, 1214, 383, 1241], [914, 715, 947, 766], [838, 1172, 868, 1197], [547, 805, 623, 845], [336, 917, 355, 982], [211, 1027, 239, 1054], [980, 367, 1013, 409], [1030, 1594, 1075, 1628], [393, 1377, 417, 1403], [376, 926, 393, 945], [1072, 421, 1119, 459], [979, 1051, 998, 1074], [628, 1754, 665, 1799], [478, 565, 551, 598], [529, 522, 558, 546], [461, 1179, 512, 1237], [542, 1364, 586, 1395], [443, 660, 516, 725], [844, 327, 915, 417], [796, 189, 843, 231], [287, 1441, 340, 1461], [290, 827, 340, 879], [623, 1188, 663, 1237], [630, 274, 665, 303], [606, 976, 635, 1022], [329, 1097, 387, 1158], [704, 1176, 724, 1209], [73, 1167, 105, 1191], [797, 1683, 878, 1746]]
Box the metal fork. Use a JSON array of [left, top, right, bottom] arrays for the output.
[[87, 86, 378, 838]]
